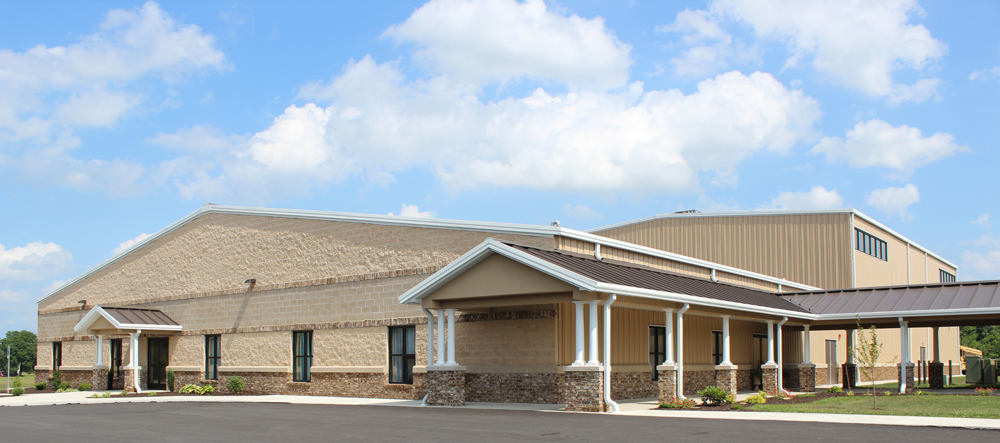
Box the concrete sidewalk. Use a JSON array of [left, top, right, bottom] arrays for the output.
[[2, 391, 998, 431]]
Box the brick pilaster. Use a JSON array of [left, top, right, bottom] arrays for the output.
[[91, 366, 109, 391], [714, 365, 738, 398], [928, 362, 944, 389], [426, 367, 466, 406], [898, 363, 915, 393], [797, 364, 816, 392], [656, 364, 678, 404], [762, 363, 778, 394], [563, 366, 604, 412]]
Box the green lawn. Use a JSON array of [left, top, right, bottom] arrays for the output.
[[750, 394, 1000, 419], [872, 375, 1000, 390], [2, 374, 36, 390]]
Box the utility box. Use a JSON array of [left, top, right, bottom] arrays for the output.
[[967, 357, 983, 384]]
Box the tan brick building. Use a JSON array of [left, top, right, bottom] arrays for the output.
[[36, 205, 998, 411]]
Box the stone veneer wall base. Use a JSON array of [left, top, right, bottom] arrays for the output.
[[563, 368, 604, 412], [426, 369, 466, 406]]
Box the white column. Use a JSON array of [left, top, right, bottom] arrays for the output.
[[899, 320, 910, 395], [803, 326, 812, 364], [445, 309, 457, 366], [587, 300, 600, 365], [94, 335, 105, 367], [765, 321, 775, 365], [130, 331, 142, 394], [663, 309, 675, 365], [720, 315, 732, 365], [932, 327, 941, 363], [425, 311, 435, 367], [846, 329, 855, 365], [436, 309, 446, 365], [573, 301, 586, 365]]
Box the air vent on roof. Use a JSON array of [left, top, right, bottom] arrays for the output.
[[674, 210, 701, 214]]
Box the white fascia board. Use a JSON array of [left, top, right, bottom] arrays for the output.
[[73, 306, 111, 333], [398, 239, 599, 304], [594, 283, 818, 321], [816, 307, 1000, 321], [556, 231, 820, 292]]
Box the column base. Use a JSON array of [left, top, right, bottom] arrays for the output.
[[928, 362, 944, 389], [842, 363, 857, 389], [714, 364, 738, 398], [793, 364, 816, 392], [898, 363, 915, 393], [563, 366, 605, 412], [426, 367, 466, 406], [91, 366, 109, 391], [761, 363, 778, 394], [657, 364, 678, 404]]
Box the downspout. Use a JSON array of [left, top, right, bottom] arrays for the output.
[[603, 294, 619, 413], [776, 317, 788, 394], [850, 212, 857, 287], [594, 243, 603, 261], [710, 269, 718, 283], [676, 303, 690, 400], [132, 330, 142, 394], [421, 309, 435, 406]]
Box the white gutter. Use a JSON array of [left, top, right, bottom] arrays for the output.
[[603, 294, 619, 413], [676, 303, 690, 400], [776, 317, 788, 394]]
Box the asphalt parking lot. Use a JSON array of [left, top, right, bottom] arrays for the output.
[[2, 402, 997, 442]]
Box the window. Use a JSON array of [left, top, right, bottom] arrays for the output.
[[389, 326, 416, 384], [855, 228, 888, 261], [940, 269, 956, 283], [292, 331, 313, 382], [53, 342, 62, 369], [712, 331, 722, 365], [205, 335, 221, 380], [648, 326, 666, 381]]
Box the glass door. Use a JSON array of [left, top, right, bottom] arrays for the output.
[[147, 338, 169, 390]]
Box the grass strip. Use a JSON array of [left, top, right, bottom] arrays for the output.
[[750, 395, 1000, 419]]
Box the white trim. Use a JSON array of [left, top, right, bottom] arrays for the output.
[[73, 305, 183, 333], [816, 306, 1000, 321], [41, 205, 820, 304], [586, 209, 957, 269]]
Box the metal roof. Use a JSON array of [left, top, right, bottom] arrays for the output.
[[781, 281, 1000, 315], [507, 244, 811, 313], [102, 307, 180, 327]]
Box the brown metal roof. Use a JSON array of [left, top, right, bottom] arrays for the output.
[[103, 307, 180, 326], [781, 281, 1000, 314], [506, 243, 810, 313]]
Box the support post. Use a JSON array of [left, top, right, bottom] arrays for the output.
[[720, 316, 732, 365], [762, 321, 778, 393], [798, 325, 815, 392], [423, 309, 435, 368], [777, 317, 787, 392], [898, 319, 913, 394], [95, 335, 104, 367], [928, 326, 944, 389], [676, 304, 688, 399], [715, 317, 737, 398], [843, 329, 857, 389], [587, 300, 600, 365], [436, 309, 445, 365], [663, 309, 675, 365], [573, 301, 585, 365], [765, 321, 775, 365], [445, 309, 457, 366]]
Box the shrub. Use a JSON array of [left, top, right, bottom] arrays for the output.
[[11, 377, 23, 388], [12, 387, 25, 396], [35, 382, 46, 390], [201, 385, 215, 395], [730, 404, 742, 410], [58, 382, 70, 391], [745, 391, 767, 405], [120, 389, 129, 397], [659, 398, 697, 409], [56, 387, 78, 393], [101, 391, 112, 398], [179, 384, 204, 394], [51, 370, 62, 389], [697, 386, 732, 406], [167, 370, 175, 392], [974, 387, 996, 396], [827, 385, 842, 393], [79, 382, 92, 391], [148, 392, 158, 397], [226, 376, 245, 395], [88, 393, 102, 398], [845, 391, 855, 397]]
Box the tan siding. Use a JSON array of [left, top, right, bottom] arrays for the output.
[[592, 213, 852, 289], [853, 218, 910, 286]]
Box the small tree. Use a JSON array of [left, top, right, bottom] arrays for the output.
[[850, 318, 897, 409]]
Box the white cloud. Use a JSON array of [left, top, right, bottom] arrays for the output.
[[962, 251, 1000, 280], [973, 214, 991, 228], [563, 204, 602, 220], [112, 233, 151, 256], [0, 242, 72, 281], [382, 0, 632, 90], [812, 119, 965, 176], [181, 61, 821, 203], [762, 186, 843, 211], [970, 67, 1000, 81], [389, 204, 436, 218], [866, 184, 920, 220], [656, 8, 759, 78], [0, 289, 27, 304], [666, 0, 947, 102], [147, 125, 245, 153]]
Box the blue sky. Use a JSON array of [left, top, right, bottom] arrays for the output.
[[1, 0, 998, 332]]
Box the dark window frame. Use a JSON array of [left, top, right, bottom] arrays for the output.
[[940, 269, 956, 283], [648, 326, 666, 381], [53, 341, 62, 369], [712, 330, 723, 365], [388, 326, 416, 384], [855, 228, 888, 261], [292, 331, 313, 382], [205, 335, 221, 380]]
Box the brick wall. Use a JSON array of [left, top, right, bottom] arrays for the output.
[[465, 373, 562, 403], [611, 371, 657, 400]]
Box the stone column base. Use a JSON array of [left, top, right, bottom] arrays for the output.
[[123, 366, 142, 393], [928, 362, 944, 389], [762, 363, 778, 394], [796, 364, 816, 392], [714, 365, 738, 398], [898, 363, 915, 393], [563, 366, 604, 412], [842, 363, 857, 389], [657, 364, 678, 404], [426, 366, 466, 406], [91, 366, 109, 391]]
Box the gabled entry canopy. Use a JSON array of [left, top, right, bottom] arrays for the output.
[[74, 305, 182, 335]]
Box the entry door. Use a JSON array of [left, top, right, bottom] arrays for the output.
[[752, 334, 766, 368], [147, 338, 169, 390], [109, 339, 123, 389], [825, 340, 838, 385]]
